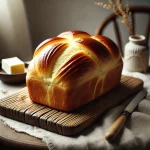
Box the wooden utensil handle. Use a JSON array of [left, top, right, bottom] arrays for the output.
[[105, 114, 127, 142]]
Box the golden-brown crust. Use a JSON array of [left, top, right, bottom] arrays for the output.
[[34, 37, 67, 57], [58, 30, 91, 40], [53, 52, 97, 85], [26, 30, 123, 112], [26, 78, 48, 106], [75, 37, 111, 66], [36, 43, 69, 77], [92, 35, 120, 59]]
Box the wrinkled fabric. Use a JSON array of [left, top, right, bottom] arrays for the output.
[[0, 69, 150, 150]]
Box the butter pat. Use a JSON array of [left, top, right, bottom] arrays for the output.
[[2, 57, 25, 74]]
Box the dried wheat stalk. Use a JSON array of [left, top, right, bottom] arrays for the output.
[[95, 0, 134, 37]]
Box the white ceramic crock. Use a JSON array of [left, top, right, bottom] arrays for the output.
[[124, 35, 149, 72]]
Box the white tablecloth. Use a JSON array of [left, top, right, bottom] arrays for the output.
[[0, 69, 150, 150]]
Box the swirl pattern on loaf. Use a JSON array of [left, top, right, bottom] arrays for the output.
[[26, 31, 123, 112]]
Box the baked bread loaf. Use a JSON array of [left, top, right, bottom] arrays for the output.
[[26, 30, 123, 112]]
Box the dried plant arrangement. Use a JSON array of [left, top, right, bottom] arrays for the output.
[[95, 0, 134, 37]]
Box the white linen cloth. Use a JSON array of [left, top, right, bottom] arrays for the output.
[[0, 69, 150, 150]]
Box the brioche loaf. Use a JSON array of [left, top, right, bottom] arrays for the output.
[[26, 31, 123, 112]]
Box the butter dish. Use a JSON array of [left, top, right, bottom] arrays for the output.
[[0, 61, 29, 84]]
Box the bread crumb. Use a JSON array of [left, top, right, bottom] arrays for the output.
[[17, 95, 26, 100], [0, 89, 7, 94]]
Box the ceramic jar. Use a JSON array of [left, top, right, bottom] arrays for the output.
[[124, 35, 149, 72]]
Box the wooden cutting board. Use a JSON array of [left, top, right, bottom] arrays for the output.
[[0, 75, 143, 136]]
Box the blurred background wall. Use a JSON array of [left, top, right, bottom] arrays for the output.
[[0, 0, 32, 61], [0, 0, 150, 61]]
